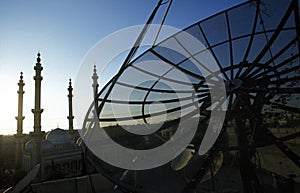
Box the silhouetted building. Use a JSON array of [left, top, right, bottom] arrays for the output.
[[10, 53, 83, 182], [23, 128, 82, 181]]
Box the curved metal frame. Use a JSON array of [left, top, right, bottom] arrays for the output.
[[83, 0, 300, 192]]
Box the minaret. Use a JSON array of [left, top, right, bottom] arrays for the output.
[[14, 72, 25, 169], [81, 65, 99, 150], [92, 65, 99, 109], [32, 52, 44, 134], [67, 79, 75, 137], [30, 53, 45, 170]]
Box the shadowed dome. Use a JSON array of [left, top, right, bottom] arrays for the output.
[[45, 128, 73, 145], [24, 139, 34, 152], [42, 139, 54, 151], [24, 139, 54, 152]]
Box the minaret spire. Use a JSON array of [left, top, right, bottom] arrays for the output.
[[14, 71, 25, 169], [16, 72, 25, 135], [67, 79, 75, 137], [30, 52, 45, 173], [92, 65, 99, 109], [32, 52, 44, 133], [92, 65, 99, 95]]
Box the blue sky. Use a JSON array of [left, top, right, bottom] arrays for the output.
[[0, 0, 246, 135]]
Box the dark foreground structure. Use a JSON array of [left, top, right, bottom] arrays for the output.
[[2, 0, 300, 192]]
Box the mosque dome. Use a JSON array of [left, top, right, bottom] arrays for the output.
[[24, 139, 34, 152], [46, 128, 75, 149], [45, 128, 73, 145], [42, 139, 54, 151], [24, 139, 54, 152]]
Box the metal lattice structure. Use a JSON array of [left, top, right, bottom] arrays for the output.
[[82, 0, 300, 192]]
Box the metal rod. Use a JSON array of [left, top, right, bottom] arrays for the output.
[[96, 0, 164, 116], [153, 0, 173, 46]]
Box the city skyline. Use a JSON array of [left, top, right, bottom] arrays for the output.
[[0, 0, 245, 135]]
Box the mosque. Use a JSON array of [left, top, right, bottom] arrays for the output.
[[13, 53, 84, 181], [0, 52, 118, 193]]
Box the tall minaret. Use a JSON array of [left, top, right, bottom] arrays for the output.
[[92, 65, 99, 94], [30, 53, 45, 170], [92, 65, 99, 109], [92, 65, 99, 113], [14, 72, 25, 169], [85, 65, 99, 144], [67, 79, 75, 137], [32, 52, 43, 134]]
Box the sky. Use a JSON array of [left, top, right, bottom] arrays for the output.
[[0, 0, 246, 135]]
